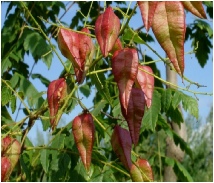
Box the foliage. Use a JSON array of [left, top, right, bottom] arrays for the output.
[[1, 1, 212, 182]]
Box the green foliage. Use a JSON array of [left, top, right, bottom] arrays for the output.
[[1, 1, 212, 182]]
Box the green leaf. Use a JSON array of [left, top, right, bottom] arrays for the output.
[[1, 84, 12, 106], [31, 73, 50, 87], [79, 84, 91, 98], [164, 156, 175, 167], [10, 95, 16, 114], [69, 161, 87, 182], [1, 57, 12, 75], [174, 161, 194, 182], [172, 131, 193, 158], [92, 99, 107, 116], [51, 153, 71, 182], [157, 115, 193, 158], [10, 73, 20, 88], [166, 106, 184, 125], [90, 68, 113, 107], [41, 110, 51, 131], [157, 88, 172, 112], [123, 26, 145, 44], [40, 149, 50, 174], [112, 99, 121, 117], [22, 29, 53, 68], [182, 94, 198, 119], [17, 73, 44, 108], [171, 90, 183, 109], [20, 153, 32, 181], [51, 134, 65, 149], [142, 90, 161, 131]]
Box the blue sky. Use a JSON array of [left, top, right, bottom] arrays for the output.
[[1, 2, 213, 145]]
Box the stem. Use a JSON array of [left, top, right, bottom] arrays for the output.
[[119, 2, 138, 36], [157, 132, 163, 182], [138, 67, 213, 96], [87, 68, 112, 76], [84, 1, 93, 27]]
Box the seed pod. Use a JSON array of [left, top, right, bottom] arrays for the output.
[[47, 78, 67, 130], [95, 6, 120, 57], [110, 38, 123, 54], [1, 157, 12, 182], [121, 87, 146, 146], [77, 28, 95, 84], [72, 112, 95, 172], [1, 136, 21, 170], [111, 48, 139, 115], [130, 158, 154, 182], [58, 28, 81, 69], [138, 1, 158, 32], [135, 65, 154, 108], [111, 125, 132, 170]]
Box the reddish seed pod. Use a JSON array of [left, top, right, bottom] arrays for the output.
[[1, 136, 21, 170], [47, 78, 67, 130], [1, 157, 12, 182], [72, 112, 95, 172], [111, 125, 132, 170], [121, 87, 146, 146], [77, 28, 95, 84], [130, 158, 154, 182], [95, 6, 120, 57], [58, 28, 81, 69], [111, 48, 139, 115], [138, 1, 158, 32], [58, 28, 94, 84], [110, 38, 123, 54], [135, 65, 154, 108]]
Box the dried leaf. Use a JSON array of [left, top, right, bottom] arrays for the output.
[[152, 1, 185, 76], [95, 7, 120, 57], [111, 48, 139, 115], [111, 125, 132, 170]]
